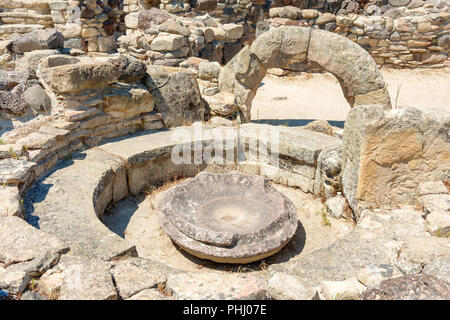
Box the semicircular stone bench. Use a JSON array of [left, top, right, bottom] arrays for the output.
[[24, 123, 342, 261]]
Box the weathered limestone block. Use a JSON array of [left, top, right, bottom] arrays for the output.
[[198, 61, 221, 80], [0, 185, 22, 217], [5, 252, 60, 278], [38, 57, 119, 94], [0, 158, 35, 185], [0, 268, 30, 295], [363, 274, 450, 300], [222, 24, 244, 41], [0, 144, 22, 159], [138, 8, 176, 29], [356, 264, 402, 289], [326, 195, 349, 219], [304, 120, 334, 136], [9, 29, 63, 54], [110, 257, 173, 299], [103, 84, 155, 119], [267, 272, 317, 300], [423, 258, 450, 284], [320, 278, 366, 300], [15, 49, 59, 72], [196, 0, 217, 10], [419, 181, 448, 196], [166, 272, 269, 300], [150, 34, 187, 51], [144, 66, 204, 127], [39, 255, 117, 300], [203, 91, 237, 116], [0, 216, 68, 265], [158, 20, 190, 36], [342, 105, 450, 217], [23, 84, 51, 113]]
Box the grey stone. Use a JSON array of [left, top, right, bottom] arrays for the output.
[[267, 272, 317, 300], [0, 268, 30, 295], [308, 29, 387, 104], [166, 272, 269, 300], [203, 91, 237, 116], [0, 159, 35, 185], [158, 20, 190, 36], [357, 264, 403, 289], [111, 257, 174, 299], [126, 288, 170, 300], [362, 274, 450, 300], [437, 35, 450, 49], [23, 85, 51, 113], [419, 181, 448, 196], [144, 66, 204, 127], [21, 291, 48, 300], [0, 185, 21, 217], [11, 29, 64, 54], [326, 195, 348, 219], [44, 255, 117, 300], [6, 252, 60, 277], [423, 258, 450, 283], [388, 0, 411, 6], [15, 50, 59, 73], [342, 106, 449, 216], [0, 216, 67, 265], [321, 277, 366, 300], [270, 209, 428, 287], [0, 91, 27, 115], [108, 55, 147, 83], [138, 8, 175, 29], [198, 61, 221, 80]]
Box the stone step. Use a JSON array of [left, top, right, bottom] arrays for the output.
[[0, 12, 53, 20], [0, 23, 45, 35]]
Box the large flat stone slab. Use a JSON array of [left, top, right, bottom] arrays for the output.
[[0, 216, 68, 265]]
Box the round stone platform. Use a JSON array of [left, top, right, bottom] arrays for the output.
[[157, 171, 298, 263]]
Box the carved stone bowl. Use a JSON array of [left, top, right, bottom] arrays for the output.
[[157, 171, 298, 264]]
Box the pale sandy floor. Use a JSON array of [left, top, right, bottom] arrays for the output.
[[251, 68, 450, 122], [102, 182, 353, 274]]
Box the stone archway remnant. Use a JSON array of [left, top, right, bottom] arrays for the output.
[[218, 26, 392, 121]]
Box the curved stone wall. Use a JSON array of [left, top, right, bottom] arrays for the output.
[[22, 124, 341, 259]]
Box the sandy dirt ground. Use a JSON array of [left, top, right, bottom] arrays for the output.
[[251, 68, 450, 123]]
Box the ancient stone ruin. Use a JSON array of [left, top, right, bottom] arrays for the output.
[[0, 0, 449, 301], [157, 171, 299, 263]]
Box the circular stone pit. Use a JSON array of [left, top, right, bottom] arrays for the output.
[[156, 171, 299, 264]]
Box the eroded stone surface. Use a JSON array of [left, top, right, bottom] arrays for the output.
[[110, 257, 174, 299], [0, 216, 67, 265], [157, 171, 298, 263], [362, 274, 450, 300], [166, 272, 269, 300]]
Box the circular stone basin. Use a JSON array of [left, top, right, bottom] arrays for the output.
[[157, 171, 298, 264]]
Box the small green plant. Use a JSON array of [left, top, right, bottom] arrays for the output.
[[20, 199, 25, 213], [434, 228, 450, 238], [9, 148, 20, 160], [318, 208, 331, 227], [0, 138, 3, 145]]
